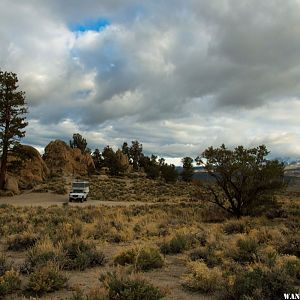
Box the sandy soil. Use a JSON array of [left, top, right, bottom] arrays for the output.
[[0, 192, 152, 207]]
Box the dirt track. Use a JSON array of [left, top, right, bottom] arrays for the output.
[[0, 192, 151, 207]]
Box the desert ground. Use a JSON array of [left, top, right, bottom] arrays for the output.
[[0, 176, 299, 299]]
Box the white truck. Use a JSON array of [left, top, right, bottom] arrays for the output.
[[69, 181, 89, 202]]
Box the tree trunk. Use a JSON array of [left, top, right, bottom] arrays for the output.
[[0, 103, 10, 190], [0, 145, 8, 189]]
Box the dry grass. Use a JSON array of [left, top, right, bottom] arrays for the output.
[[0, 177, 299, 299]]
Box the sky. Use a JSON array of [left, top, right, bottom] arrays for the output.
[[1, 0, 300, 165]]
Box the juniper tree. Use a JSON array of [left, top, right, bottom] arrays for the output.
[[196, 144, 285, 218], [0, 71, 28, 189]]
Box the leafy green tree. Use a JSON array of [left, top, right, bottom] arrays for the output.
[[0, 71, 28, 189], [129, 140, 143, 171], [69, 133, 88, 154], [181, 157, 194, 182], [196, 144, 286, 218]]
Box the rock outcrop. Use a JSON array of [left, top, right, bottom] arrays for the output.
[[115, 149, 131, 172], [5, 144, 49, 191], [4, 175, 20, 195], [43, 140, 95, 176]]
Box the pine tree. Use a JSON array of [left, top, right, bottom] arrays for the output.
[[181, 157, 194, 182], [69, 133, 88, 154], [0, 71, 28, 189]]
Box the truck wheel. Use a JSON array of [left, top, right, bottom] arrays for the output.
[[80, 198, 84, 203], [69, 199, 72, 202]]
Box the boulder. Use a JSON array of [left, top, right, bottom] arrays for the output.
[[6, 144, 49, 190], [4, 175, 19, 195], [43, 140, 95, 176]]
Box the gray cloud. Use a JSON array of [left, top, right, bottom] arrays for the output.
[[1, 0, 300, 161]]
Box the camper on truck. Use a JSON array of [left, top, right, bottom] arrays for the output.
[[69, 181, 89, 202]]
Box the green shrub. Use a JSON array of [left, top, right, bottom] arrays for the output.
[[160, 234, 195, 254], [0, 270, 21, 297], [233, 238, 260, 263], [71, 287, 108, 300], [223, 219, 249, 234], [279, 233, 300, 258], [63, 239, 105, 270], [100, 272, 165, 300], [0, 255, 12, 276], [190, 247, 222, 267], [136, 248, 164, 271], [181, 261, 223, 293], [7, 232, 38, 251], [114, 249, 136, 266], [27, 263, 67, 294], [232, 267, 298, 300], [114, 248, 163, 271], [22, 239, 66, 273]]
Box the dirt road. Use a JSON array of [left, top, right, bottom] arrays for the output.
[[0, 192, 151, 207]]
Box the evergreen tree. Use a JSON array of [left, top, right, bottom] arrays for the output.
[[92, 148, 104, 170], [69, 133, 88, 154], [0, 71, 28, 189], [129, 140, 143, 171], [181, 157, 194, 182]]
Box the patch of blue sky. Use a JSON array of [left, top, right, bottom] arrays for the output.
[[70, 18, 110, 33]]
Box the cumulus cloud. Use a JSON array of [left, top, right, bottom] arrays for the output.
[[1, 0, 300, 161]]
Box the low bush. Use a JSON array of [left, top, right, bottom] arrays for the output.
[[232, 237, 260, 263], [160, 234, 195, 254], [0, 270, 21, 297], [231, 266, 298, 300], [277, 255, 300, 279], [27, 263, 67, 294], [189, 247, 222, 267], [7, 232, 38, 251], [0, 255, 12, 276], [279, 233, 300, 258], [114, 247, 163, 271], [114, 248, 136, 266], [223, 219, 250, 234], [71, 287, 108, 300], [63, 239, 105, 270], [22, 238, 66, 273], [100, 271, 165, 300], [181, 261, 223, 293]]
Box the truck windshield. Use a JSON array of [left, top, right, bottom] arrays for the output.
[[72, 182, 88, 188], [72, 189, 83, 193]]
